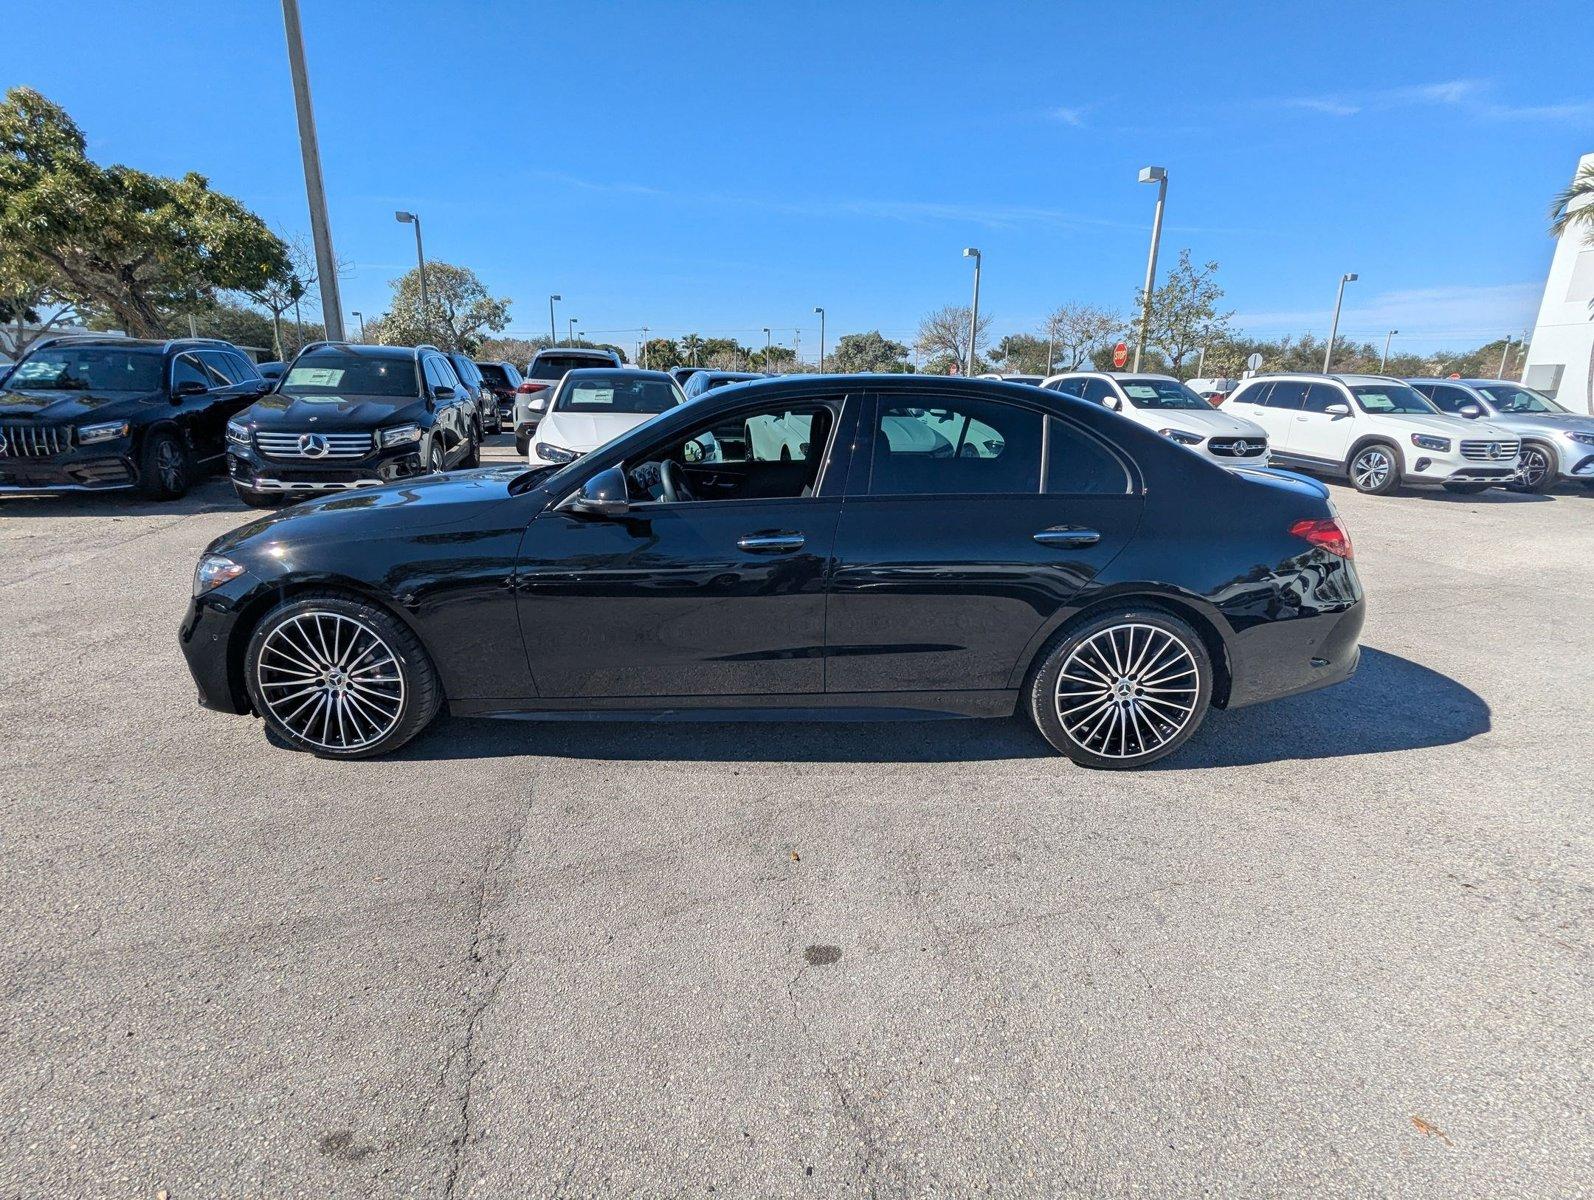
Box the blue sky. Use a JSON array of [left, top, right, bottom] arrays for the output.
[[9, 0, 1592, 356]]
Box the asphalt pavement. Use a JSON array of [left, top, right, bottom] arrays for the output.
[[2, 438, 1589, 1198]]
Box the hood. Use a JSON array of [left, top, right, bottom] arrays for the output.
[[241, 391, 427, 431], [1481, 411, 1594, 434], [209, 465, 532, 555], [1394, 412, 1514, 440], [1143, 407, 1268, 439], [537, 410, 658, 452], [0, 387, 162, 423]]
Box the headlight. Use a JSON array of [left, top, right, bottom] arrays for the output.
[[1410, 433, 1451, 451], [193, 554, 246, 595], [1563, 430, 1594, 446], [226, 419, 250, 445], [78, 420, 130, 445], [534, 442, 579, 463], [377, 422, 423, 448], [1158, 428, 1204, 446]]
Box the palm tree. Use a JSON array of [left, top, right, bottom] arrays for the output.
[[1549, 162, 1594, 242]]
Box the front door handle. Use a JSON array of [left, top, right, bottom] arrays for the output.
[[1033, 527, 1100, 548], [737, 532, 806, 554]]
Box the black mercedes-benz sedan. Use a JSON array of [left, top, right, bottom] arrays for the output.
[[181, 375, 1365, 768]]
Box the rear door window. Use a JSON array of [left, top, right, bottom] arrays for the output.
[[1302, 383, 1345, 413], [868, 396, 1042, 496], [1262, 381, 1308, 410], [1045, 418, 1131, 494], [1427, 385, 1473, 414]]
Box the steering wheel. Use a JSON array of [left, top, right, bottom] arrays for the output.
[[659, 458, 695, 503]]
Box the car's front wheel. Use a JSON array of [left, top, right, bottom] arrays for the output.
[[1028, 608, 1212, 769], [244, 592, 442, 759], [138, 429, 192, 499], [1348, 443, 1400, 495], [1507, 444, 1555, 494]]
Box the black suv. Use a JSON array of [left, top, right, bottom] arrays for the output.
[[475, 360, 524, 431], [443, 352, 499, 436], [225, 342, 480, 506], [0, 335, 269, 500]]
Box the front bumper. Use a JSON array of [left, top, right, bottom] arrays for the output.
[[0, 445, 137, 493], [1405, 457, 1519, 485], [1548, 441, 1594, 480], [227, 442, 426, 493], [179, 576, 256, 714]]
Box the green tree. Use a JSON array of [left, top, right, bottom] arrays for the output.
[[678, 333, 706, 366], [829, 330, 912, 373], [1135, 250, 1233, 375], [368, 262, 510, 353], [1043, 303, 1119, 372], [0, 248, 76, 357], [1550, 161, 1594, 243], [184, 299, 276, 353], [991, 333, 1050, 375], [641, 337, 682, 370], [0, 87, 288, 338]]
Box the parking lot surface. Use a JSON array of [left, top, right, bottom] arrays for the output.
[[2, 438, 1590, 1198]]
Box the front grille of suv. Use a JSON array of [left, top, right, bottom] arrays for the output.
[[1207, 437, 1268, 458], [1460, 439, 1519, 462], [256, 431, 375, 460], [0, 421, 73, 458]]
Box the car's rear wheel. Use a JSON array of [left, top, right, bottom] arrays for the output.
[[515, 430, 530, 457], [138, 430, 192, 499], [1507, 444, 1555, 494], [244, 592, 442, 759], [1028, 608, 1212, 769], [1348, 443, 1400, 495], [461, 421, 482, 468]]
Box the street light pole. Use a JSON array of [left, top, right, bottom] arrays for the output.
[[547, 295, 561, 347], [1323, 272, 1358, 373], [814, 306, 826, 371], [352, 310, 366, 342], [568, 318, 578, 346], [394, 211, 429, 341], [763, 327, 773, 373], [1497, 336, 1513, 379], [1132, 166, 1167, 373], [641, 326, 649, 369], [280, 0, 345, 341], [1380, 330, 1398, 371], [962, 248, 981, 376], [1196, 346, 1206, 379]]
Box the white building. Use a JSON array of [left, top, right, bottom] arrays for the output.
[[1523, 151, 1594, 415]]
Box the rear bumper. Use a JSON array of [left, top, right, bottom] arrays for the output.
[[1225, 596, 1366, 710]]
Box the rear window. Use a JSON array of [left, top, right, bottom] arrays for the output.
[[529, 354, 612, 381], [557, 376, 680, 414], [7, 346, 163, 393], [281, 355, 417, 398], [477, 363, 516, 387]]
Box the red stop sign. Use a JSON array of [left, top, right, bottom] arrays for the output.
[[1112, 342, 1128, 369]]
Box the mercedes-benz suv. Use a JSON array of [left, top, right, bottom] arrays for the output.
[[1406, 377, 1594, 494], [1040, 372, 1271, 468], [225, 342, 480, 506], [0, 335, 269, 500]]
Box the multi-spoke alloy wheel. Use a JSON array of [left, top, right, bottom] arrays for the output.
[[1349, 445, 1398, 495], [245, 594, 442, 758], [1510, 445, 1553, 494], [1029, 610, 1212, 769]]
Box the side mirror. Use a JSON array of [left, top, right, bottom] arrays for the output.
[[529, 396, 547, 411], [1104, 396, 1122, 412], [1458, 403, 1483, 419], [432, 384, 456, 400], [568, 465, 630, 517], [1325, 402, 1351, 416], [173, 379, 209, 398]]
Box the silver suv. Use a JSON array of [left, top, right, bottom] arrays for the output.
[[1406, 378, 1594, 494]]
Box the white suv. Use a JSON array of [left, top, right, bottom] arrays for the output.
[[1225, 374, 1519, 495], [1042, 372, 1270, 468]]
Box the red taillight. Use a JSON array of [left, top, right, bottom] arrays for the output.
[[516, 381, 548, 394], [1290, 517, 1353, 559]]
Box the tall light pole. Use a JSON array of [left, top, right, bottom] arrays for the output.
[[352, 310, 366, 342], [763, 327, 773, 373], [280, 0, 345, 341], [640, 326, 650, 368], [1380, 329, 1398, 371], [394, 211, 429, 341], [568, 318, 578, 346], [962, 248, 982, 376], [547, 295, 561, 347], [814, 306, 826, 371], [1497, 336, 1515, 379], [1323, 272, 1358, 373], [1132, 166, 1167, 373]]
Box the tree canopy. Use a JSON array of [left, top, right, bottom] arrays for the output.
[[829, 330, 912, 373], [1135, 250, 1233, 374], [367, 262, 511, 353], [915, 305, 991, 373]]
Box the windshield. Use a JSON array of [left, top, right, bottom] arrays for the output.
[[477, 363, 516, 388], [529, 355, 608, 381], [7, 346, 163, 393], [1478, 384, 1565, 414], [1120, 380, 1209, 410], [1350, 383, 1436, 415], [280, 355, 418, 398], [557, 376, 681, 414]]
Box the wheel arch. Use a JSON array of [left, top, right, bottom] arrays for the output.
[[1345, 434, 1403, 476]]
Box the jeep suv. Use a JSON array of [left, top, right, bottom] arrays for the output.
[[513, 347, 624, 455], [225, 342, 480, 506], [0, 335, 269, 500], [1406, 377, 1594, 494], [1225, 374, 1519, 495]]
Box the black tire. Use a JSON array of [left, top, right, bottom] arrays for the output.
[[489, 406, 504, 435], [234, 484, 281, 508], [1442, 482, 1489, 495], [137, 429, 192, 499], [1347, 442, 1401, 496], [243, 591, 443, 759], [515, 431, 530, 457], [461, 422, 482, 468], [428, 437, 447, 474], [1027, 607, 1213, 769], [1507, 443, 1556, 494]]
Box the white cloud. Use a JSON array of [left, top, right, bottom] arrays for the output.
[[1233, 282, 1542, 345], [1046, 105, 1089, 127], [1272, 77, 1591, 124]]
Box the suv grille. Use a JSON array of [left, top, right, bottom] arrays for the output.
[[1460, 439, 1519, 462], [1207, 437, 1268, 458], [0, 421, 73, 458], [256, 431, 375, 460]]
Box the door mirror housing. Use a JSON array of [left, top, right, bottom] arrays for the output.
[[432, 384, 456, 400], [1324, 402, 1351, 416], [568, 465, 630, 517], [173, 379, 209, 398], [1458, 402, 1483, 419], [1103, 395, 1122, 412]]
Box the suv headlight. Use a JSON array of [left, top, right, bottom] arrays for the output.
[[1410, 433, 1451, 451], [377, 422, 423, 448], [1563, 430, 1594, 446], [78, 420, 130, 445], [534, 442, 579, 463], [193, 554, 246, 595], [225, 419, 250, 445], [1158, 428, 1204, 446]]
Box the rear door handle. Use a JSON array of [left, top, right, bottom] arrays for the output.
[[737, 532, 806, 554], [1033, 527, 1100, 548]]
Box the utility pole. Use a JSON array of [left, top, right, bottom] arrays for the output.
[[1132, 166, 1167, 372], [280, 0, 345, 341], [814, 306, 826, 371], [1380, 329, 1398, 371], [962, 248, 982, 376], [1323, 273, 1358, 373]]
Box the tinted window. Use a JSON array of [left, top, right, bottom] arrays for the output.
[[225, 350, 262, 381], [528, 354, 613, 380], [172, 355, 210, 390], [557, 376, 680, 415], [869, 396, 1042, 496], [1230, 382, 1272, 406], [1302, 383, 1345, 414], [196, 350, 239, 386], [1351, 383, 1435, 415], [1262, 381, 1308, 410], [283, 354, 419, 398], [1045, 418, 1130, 494], [1479, 384, 1564, 414], [477, 362, 515, 388], [448, 356, 482, 388], [7, 346, 164, 393], [1427, 385, 1474, 414]]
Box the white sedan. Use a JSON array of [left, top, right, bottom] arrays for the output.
[[527, 369, 689, 467]]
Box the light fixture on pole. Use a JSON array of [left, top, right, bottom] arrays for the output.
[[548, 294, 561, 346], [962, 248, 981, 376], [352, 310, 366, 342], [280, 0, 345, 341], [1132, 166, 1167, 373], [1323, 272, 1358, 373], [568, 318, 578, 346], [813, 306, 826, 371], [1380, 329, 1398, 371], [763, 327, 773, 373], [394, 211, 430, 341], [640, 326, 650, 369]]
